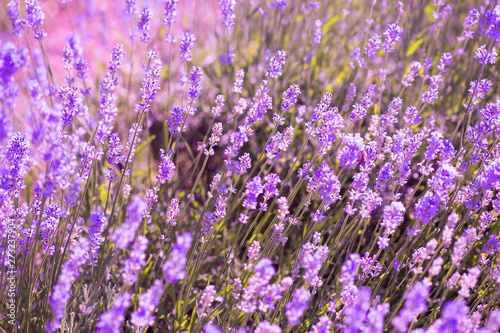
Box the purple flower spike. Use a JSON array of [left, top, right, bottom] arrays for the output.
[[285, 288, 311, 327], [179, 33, 196, 62], [96, 292, 132, 333], [383, 22, 403, 53], [220, 0, 236, 30], [265, 50, 287, 79], [162, 232, 193, 283]]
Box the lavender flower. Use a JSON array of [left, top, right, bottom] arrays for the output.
[[391, 281, 430, 332], [162, 232, 192, 283], [475, 44, 498, 65], [338, 133, 364, 169], [414, 191, 440, 224], [383, 22, 403, 53], [313, 163, 341, 205], [200, 212, 215, 242], [122, 236, 148, 285], [199, 284, 216, 313], [402, 61, 422, 88], [309, 316, 332, 333], [166, 197, 180, 226], [381, 201, 405, 233], [365, 34, 381, 59], [125, 0, 136, 16], [316, 107, 343, 156], [437, 52, 453, 72], [75, 58, 89, 79], [477, 5, 500, 41], [237, 258, 277, 313], [96, 292, 132, 333], [48, 238, 90, 332], [248, 240, 261, 262], [265, 50, 287, 79], [137, 5, 153, 43], [243, 176, 263, 210], [220, 0, 236, 30], [179, 33, 196, 62], [110, 195, 147, 249], [203, 323, 223, 333], [286, 288, 311, 326], [25, 0, 46, 39], [233, 69, 245, 93], [167, 108, 183, 135], [311, 19, 322, 49], [163, 0, 178, 42], [295, 242, 329, 286], [7, 1, 25, 37], [131, 279, 163, 327], [188, 66, 203, 104], [96, 44, 125, 144], [265, 127, 294, 160], [137, 58, 162, 113], [157, 149, 176, 183], [255, 321, 281, 333], [428, 163, 459, 201], [463, 8, 480, 38], [280, 83, 301, 115], [163, 0, 178, 26], [421, 74, 442, 105], [87, 210, 107, 266]]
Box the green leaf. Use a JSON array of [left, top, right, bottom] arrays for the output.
[[136, 135, 156, 154], [323, 15, 340, 33], [98, 184, 107, 203], [406, 39, 423, 57]]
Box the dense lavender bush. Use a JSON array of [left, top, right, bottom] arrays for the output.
[[1, 0, 500, 332]]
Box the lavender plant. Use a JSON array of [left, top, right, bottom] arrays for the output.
[[1, 0, 500, 332]]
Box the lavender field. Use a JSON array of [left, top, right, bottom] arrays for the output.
[[1, 0, 500, 332]]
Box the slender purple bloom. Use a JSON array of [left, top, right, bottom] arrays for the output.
[[157, 149, 176, 183], [421, 74, 442, 105], [463, 8, 480, 38], [402, 62, 422, 87], [280, 84, 301, 114], [475, 44, 498, 65], [391, 282, 429, 332], [110, 195, 147, 249], [131, 279, 163, 327], [220, 0, 236, 30], [437, 53, 453, 72], [179, 33, 196, 62], [383, 22, 403, 53], [137, 58, 162, 113], [243, 176, 263, 210], [311, 19, 322, 49], [265, 50, 287, 79], [48, 238, 90, 332], [365, 34, 381, 59], [96, 44, 125, 144], [286, 288, 311, 327], [164, 0, 179, 27], [137, 5, 152, 43], [125, 0, 136, 16], [188, 66, 203, 104], [96, 292, 132, 333], [338, 133, 364, 169], [25, 0, 46, 39], [87, 210, 107, 266], [233, 69, 245, 93], [122, 236, 148, 285], [162, 232, 192, 283], [414, 191, 440, 224], [7, 1, 25, 37]]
